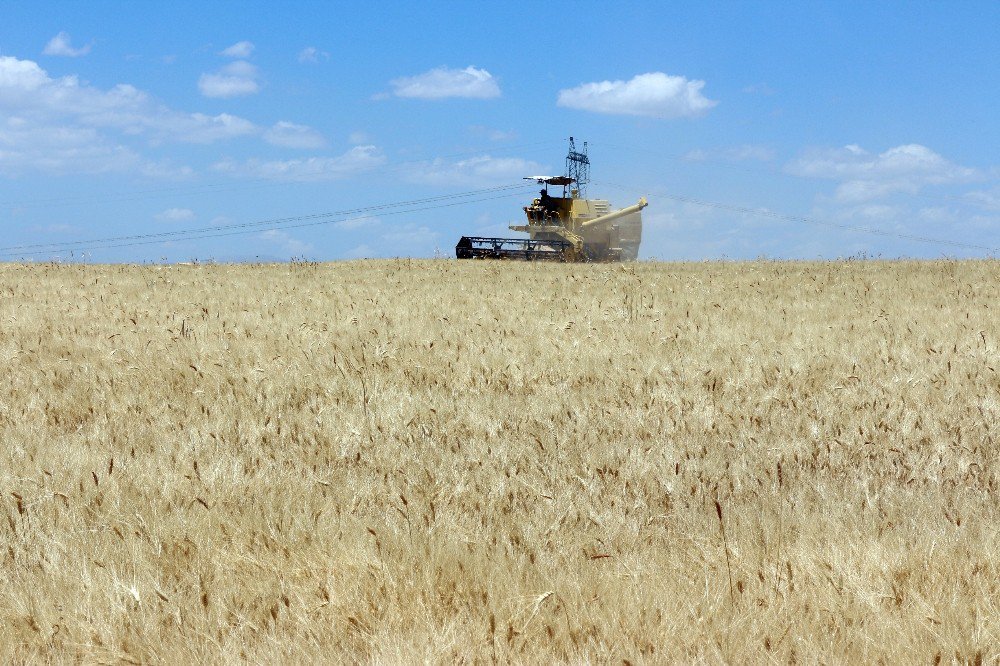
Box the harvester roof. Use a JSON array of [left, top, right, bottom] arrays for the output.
[[523, 176, 575, 185]]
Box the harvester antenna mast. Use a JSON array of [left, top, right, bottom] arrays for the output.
[[565, 136, 590, 198]]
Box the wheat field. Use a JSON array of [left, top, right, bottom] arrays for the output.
[[1, 259, 997, 663]]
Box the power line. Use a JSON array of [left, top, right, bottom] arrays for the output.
[[0, 183, 528, 254], [0, 139, 564, 210], [0, 184, 536, 259], [595, 180, 999, 255], [10, 138, 992, 260]]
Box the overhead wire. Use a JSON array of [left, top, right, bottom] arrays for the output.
[[594, 180, 1000, 255], [0, 183, 529, 253], [0, 139, 564, 210], [6, 136, 994, 259], [0, 183, 536, 259]]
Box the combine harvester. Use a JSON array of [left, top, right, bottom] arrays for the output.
[[456, 138, 648, 262]]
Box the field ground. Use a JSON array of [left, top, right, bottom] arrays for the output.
[[1, 259, 998, 663]]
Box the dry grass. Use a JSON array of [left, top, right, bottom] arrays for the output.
[[1, 258, 998, 663]]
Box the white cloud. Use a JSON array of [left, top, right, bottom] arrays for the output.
[[965, 189, 1000, 211], [639, 196, 799, 260], [964, 214, 1000, 234], [786, 144, 980, 203], [390, 66, 500, 99], [0, 54, 262, 175], [334, 215, 380, 230], [42, 32, 92, 58], [263, 121, 326, 149], [0, 119, 143, 176], [684, 144, 775, 162], [342, 223, 438, 258], [381, 223, 437, 247], [467, 125, 517, 141], [406, 154, 545, 186], [160, 112, 257, 144], [212, 145, 386, 181], [347, 131, 370, 145], [198, 60, 260, 98], [344, 244, 374, 259], [298, 47, 329, 63], [0, 56, 51, 90], [918, 207, 959, 224], [0, 56, 258, 143], [0, 117, 194, 178], [853, 204, 903, 222], [155, 208, 195, 222], [557, 72, 716, 119], [220, 41, 254, 58], [259, 229, 313, 256], [34, 223, 78, 234]]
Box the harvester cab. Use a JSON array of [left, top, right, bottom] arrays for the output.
[[456, 138, 648, 262], [524, 175, 574, 225]]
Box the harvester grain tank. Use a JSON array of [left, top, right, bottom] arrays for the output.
[[456, 138, 648, 262]]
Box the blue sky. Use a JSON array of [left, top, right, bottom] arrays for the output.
[[1, 1, 998, 261]]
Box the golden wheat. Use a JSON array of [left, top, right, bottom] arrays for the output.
[[1, 259, 997, 663]]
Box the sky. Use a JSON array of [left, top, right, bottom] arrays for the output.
[[1, 0, 999, 262]]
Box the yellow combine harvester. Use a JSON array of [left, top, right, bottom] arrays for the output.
[[456, 138, 648, 262]]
